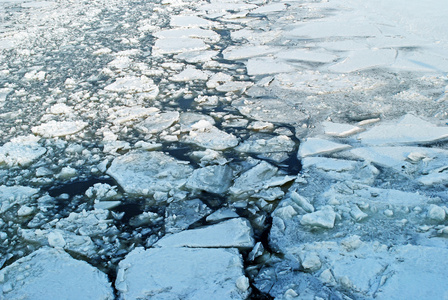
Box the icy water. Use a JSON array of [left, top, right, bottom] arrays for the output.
[[1, 0, 448, 299]]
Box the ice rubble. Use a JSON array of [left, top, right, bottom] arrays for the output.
[[0, 247, 114, 300], [1, 0, 448, 299]]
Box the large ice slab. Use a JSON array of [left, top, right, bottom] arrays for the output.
[[285, 21, 381, 39], [116, 247, 249, 300], [235, 135, 295, 154], [136, 111, 179, 134], [107, 151, 193, 196], [153, 37, 209, 55], [0, 247, 113, 300], [358, 114, 448, 145], [155, 218, 254, 249], [246, 57, 295, 76]]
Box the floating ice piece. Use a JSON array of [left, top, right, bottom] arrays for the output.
[[32, 120, 87, 137], [198, 2, 257, 13], [182, 120, 239, 150], [21, 1, 55, 8], [170, 15, 217, 28], [223, 45, 281, 60], [21, 229, 98, 257], [0, 136, 46, 167], [0, 248, 113, 300], [154, 37, 209, 55], [417, 172, 448, 186], [154, 28, 220, 42], [206, 208, 240, 222], [358, 114, 448, 145], [236, 135, 295, 154], [170, 67, 209, 82], [322, 121, 364, 137], [427, 204, 446, 222], [230, 161, 295, 198], [165, 199, 212, 233], [107, 151, 193, 196], [275, 49, 338, 63], [107, 106, 159, 125], [24, 70, 46, 81], [47, 209, 117, 237], [179, 113, 215, 132], [155, 218, 254, 249], [298, 138, 351, 157], [0, 88, 12, 103], [246, 57, 295, 76], [116, 247, 249, 300], [286, 21, 381, 39], [175, 50, 218, 63], [104, 76, 159, 99], [136, 111, 179, 134], [250, 3, 287, 14], [328, 49, 396, 73], [0, 185, 39, 213], [216, 81, 253, 93], [300, 206, 336, 229], [232, 98, 309, 124], [186, 165, 233, 194]]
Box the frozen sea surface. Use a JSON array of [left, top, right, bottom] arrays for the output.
[[1, 0, 448, 299]]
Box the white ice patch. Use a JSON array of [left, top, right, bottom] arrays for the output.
[[0, 136, 46, 167], [106, 151, 193, 196], [104, 76, 159, 99], [328, 49, 397, 73], [116, 247, 249, 300], [170, 66, 209, 82], [136, 111, 179, 134], [107, 106, 159, 125], [275, 49, 338, 64], [182, 120, 239, 150], [32, 120, 87, 137], [298, 138, 351, 158], [223, 45, 281, 60], [186, 165, 233, 194], [246, 57, 295, 76], [155, 218, 254, 249], [0, 247, 114, 300], [170, 15, 217, 28], [0, 185, 39, 213], [153, 37, 209, 55], [322, 121, 364, 137], [235, 135, 295, 154]]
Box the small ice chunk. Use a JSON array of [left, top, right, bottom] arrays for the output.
[[170, 67, 209, 82], [0, 185, 39, 213], [137, 111, 179, 134], [206, 208, 240, 223], [301, 252, 321, 272], [0, 248, 113, 300], [32, 121, 87, 137], [298, 138, 351, 157], [290, 191, 314, 213], [165, 199, 212, 233], [155, 218, 254, 249], [186, 165, 233, 194], [182, 120, 239, 150], [350, 205, 368, 222], [300, 206, 336, 229], [104, 76, 159, 99], [107, 106, 159, 125], [427, 204, 446, 222], [17, 205, 34, 217]]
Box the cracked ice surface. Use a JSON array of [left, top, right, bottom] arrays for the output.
[[1, 0, 448, 299]]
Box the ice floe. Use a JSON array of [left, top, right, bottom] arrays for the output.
[[32, 120, 87, 138], [107, 151, 193, 196], [0, 247, 113, 300], [116, 247, 249, 300]]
